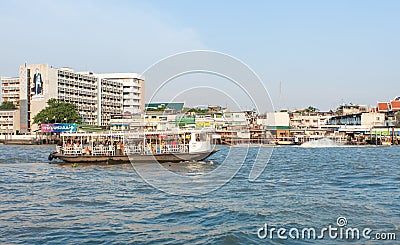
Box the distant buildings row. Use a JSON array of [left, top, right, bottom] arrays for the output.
[[1, 64, 145, 134], [1, 63, 399, 145], [108, 100, 400, 145]]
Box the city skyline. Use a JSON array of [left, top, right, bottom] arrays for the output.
[[1, 1, 399, 111]]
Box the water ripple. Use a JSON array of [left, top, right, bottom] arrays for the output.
[[0, 145, 399, 244]]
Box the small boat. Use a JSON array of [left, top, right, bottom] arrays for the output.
[[49, 129, 218, 164], [274, 137, 296, 145]]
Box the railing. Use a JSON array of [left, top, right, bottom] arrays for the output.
[[60, 146, 115, 156], [92, 146, 115, 156], [159, 144, 189, 154], [62, 148, 84, 155], [59, 143, 190, 157], [124, 144, 189, 155]]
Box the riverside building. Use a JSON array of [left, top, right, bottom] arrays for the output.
[[95, 73, 144, 116], [1, 77, 21, 108], [0, 64, 144, 134], [0, 109, 20, 135]]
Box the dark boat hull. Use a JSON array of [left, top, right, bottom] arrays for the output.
[[50, 150, 218, 164]]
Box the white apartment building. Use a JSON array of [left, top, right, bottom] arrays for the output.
[[56, 68, 102, 126], [361, 112, 385, 128], [257, 112, 290, 127], [1, 77, 20, 107], [98, 77, 124, 126], [0, 64, 145, 133], [290, 114, 332, 129], [0, 110, 20, 134], [94, 73, 145, 115]]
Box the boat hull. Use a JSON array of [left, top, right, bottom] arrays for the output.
[[50, 150, 218, 164]]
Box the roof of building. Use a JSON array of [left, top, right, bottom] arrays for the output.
[[95, 73, 144, 80], [391, 100, 400, 111], [145, 102, 185, 111], [377, 102, 390, 112], [266, 126, 291, 130]]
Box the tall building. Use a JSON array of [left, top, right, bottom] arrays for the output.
[[0, 110, 20, 134], [95, 73, 145, 115], [1, 77, 20, 107], [0, 64, 145, 134]]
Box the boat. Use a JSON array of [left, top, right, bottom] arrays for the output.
[[48, 129, 218, 164], [274, 137, 296, 145]]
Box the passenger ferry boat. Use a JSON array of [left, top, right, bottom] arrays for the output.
[[48, 129, 217, 164]]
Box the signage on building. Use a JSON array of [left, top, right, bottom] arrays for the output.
[[371, 129, 400, 136], [196, 121, 211, 127], [41, 123, 77, 133]]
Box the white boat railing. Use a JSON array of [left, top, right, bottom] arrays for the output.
[[92, 146, 115, 156], [60, 143, 190, 156], [61, 148, 84, 156], [124, 144, 189, 155]]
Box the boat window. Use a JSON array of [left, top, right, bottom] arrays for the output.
[[200, 133, 207, 141]]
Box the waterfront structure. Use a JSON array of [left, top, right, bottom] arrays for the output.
[[326, 112, 385, 128], [335, 103, 368, 116], [375, 97, 400, 127], [145, 102, 185, 112], [216, 112, 250, 144], [54, 68, 103, 126], [256, 112, 291, 141], [1, 77, 20, 108], [0, 64, 144, 134], [324, 112, 387, 143], [290, 111, 333, 129], [144, 112, 178, 131], [110, 112, 179, 131], [0, 109, 20, 135], [194, 114, 214, 128], [109, 114, 136, 131], [375, 99, 400, 113], [110, 102, 187, 132], [18, 64, 112, 132], [95, 73, 144, 115]]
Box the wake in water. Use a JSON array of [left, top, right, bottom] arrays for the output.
[[300, 138, 345, 148]]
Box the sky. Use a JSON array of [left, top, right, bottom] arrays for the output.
[[0, 0, 399, 111]]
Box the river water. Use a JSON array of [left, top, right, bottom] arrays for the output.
[[0, 144, 399, 244]]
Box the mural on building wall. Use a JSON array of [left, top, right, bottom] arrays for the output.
[[31, 68, 45, 100]]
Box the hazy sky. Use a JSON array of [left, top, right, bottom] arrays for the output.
[[1, 0, 399, 111]]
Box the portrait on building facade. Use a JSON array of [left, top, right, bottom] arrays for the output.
[[33, 68, 43, 95]]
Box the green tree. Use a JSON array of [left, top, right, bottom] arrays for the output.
[[33, 99, 82, 124], [305, 106, 319, 113], [184, 108, 209, 113], [0, 101, 16, 110]]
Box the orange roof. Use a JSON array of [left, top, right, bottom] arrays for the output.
[[377, 102, 390, 112], [391, 100, 400, 111]]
